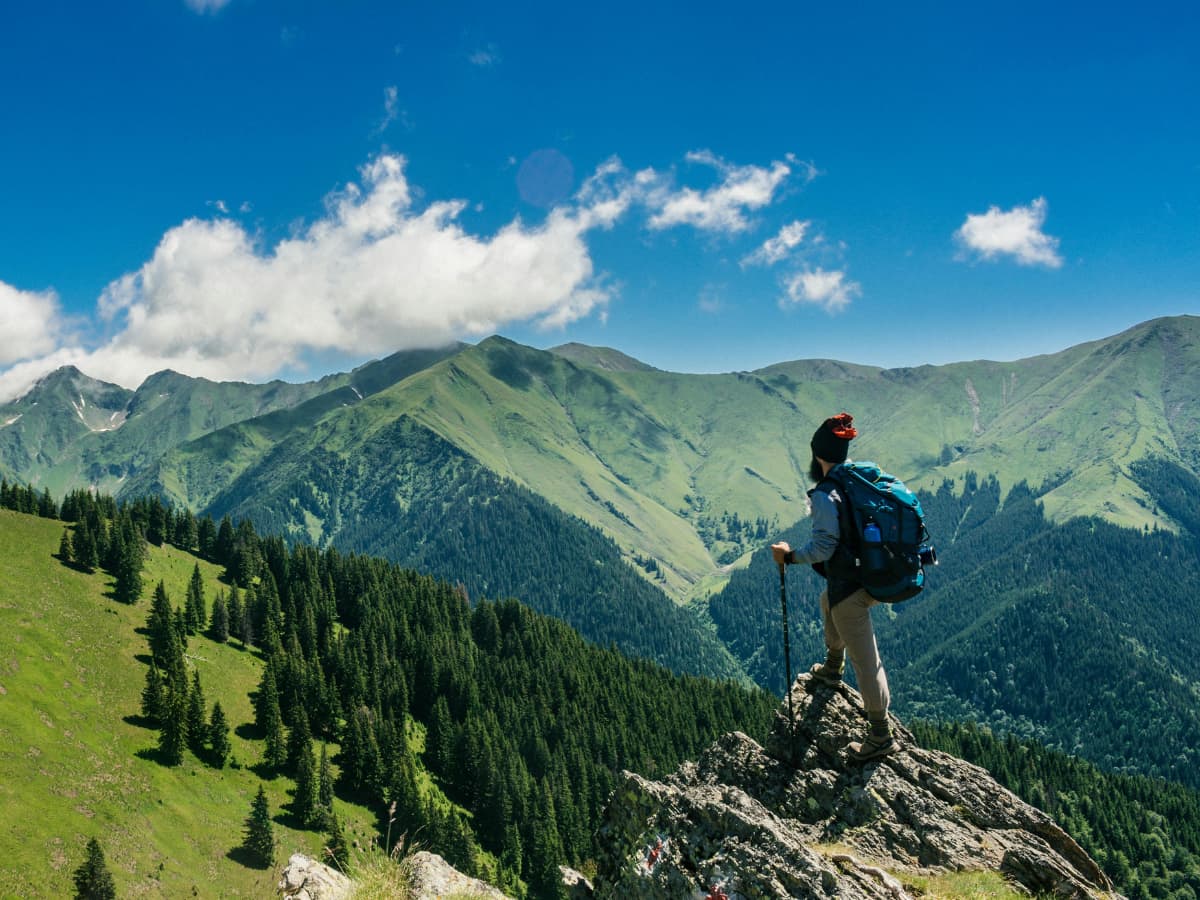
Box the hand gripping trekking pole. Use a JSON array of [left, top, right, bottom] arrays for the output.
[[778, 563, 796, 757]]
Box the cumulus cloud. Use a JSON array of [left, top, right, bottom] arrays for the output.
[[783, 268, 859, 313], [0, 154, 628, 401], [954, 197, 1062, 268], [645, 151, 795, 234], [0, 282, 64, 367], [0, 149, 809, 401], [742, 219, 810, 267]]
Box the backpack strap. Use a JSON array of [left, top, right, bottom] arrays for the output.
[[810, 467, 861, 584]]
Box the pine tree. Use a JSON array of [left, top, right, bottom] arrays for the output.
[[529, 780, 567, 899], [323, 810, 350, 870], [318, 742, 334, 815], [209, 701, 231, 768], [74, 520, 99, 572], [243, 785, 276, 868], [209, 588, 229, 642], [140, 664, 165, 723], [158, 684, 187, 766], [113, 526, 144, 604], [161, 622, 188, 694], [102, 514, 124, 573], [72, 837, 116, 900], [146, 498, 167, 547], [215, 515, 236, 568], [186, 670, 207, 756], [293, 738, 318, 828], [286, 708, 313, 774], [172, 607, 188, 652], [58, 527, 74, 564], [38, 487, 56, 519], [184, 564, 206, 634], [197, 515, 217, 560], [146, 582, 175, 666], [257, 667, 286, 770], [173, 507, 198, 551]]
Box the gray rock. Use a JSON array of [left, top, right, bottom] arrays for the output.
[[277, 849, 511, 900], [277, 853, 352, 900], [561, 865, 596, 899], [591, 674, 1120, 899], [405, 850, 511, 899]]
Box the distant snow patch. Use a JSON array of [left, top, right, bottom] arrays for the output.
[[1, 414, 21, 427], [72, 393, 129, 432]]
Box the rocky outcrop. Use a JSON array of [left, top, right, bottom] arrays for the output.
[[405, 850, 511, 898], [278, 853, 352, 900], [278, 849, 510, 900], [589, 674, 1118, 899]]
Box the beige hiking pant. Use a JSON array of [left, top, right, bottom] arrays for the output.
[[820, 588, 890, 715]]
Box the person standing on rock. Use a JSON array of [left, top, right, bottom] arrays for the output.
[[770, 412, 896, 762]]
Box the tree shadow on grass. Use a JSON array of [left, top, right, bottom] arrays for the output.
[[248, 761, 279, 781], [134, 653, 153, 666], [235, 722, 261, 741], [123, 714, 156, 730], [273, 803, 309, 833], [133, 746, 178, 768], [225, 845, 272, 871]]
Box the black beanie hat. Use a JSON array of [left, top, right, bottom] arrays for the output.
[[811, 412, 857, 464]]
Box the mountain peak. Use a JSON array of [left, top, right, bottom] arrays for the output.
[[12, 365, 131, 408], [589, 675, 1115, 898], [549, 341, 658, 373]]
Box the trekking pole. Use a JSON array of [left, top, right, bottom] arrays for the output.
[[778, 563, 796, 752]]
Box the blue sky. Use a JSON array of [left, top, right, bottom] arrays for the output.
[[0, 0, 1197, 398]]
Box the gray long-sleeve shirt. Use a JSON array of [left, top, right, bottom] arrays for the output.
[[790, 487, 841, 567]]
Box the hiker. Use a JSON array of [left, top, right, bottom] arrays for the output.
[[770, 412, 897, 762]]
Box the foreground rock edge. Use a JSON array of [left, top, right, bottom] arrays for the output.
[[588, 674, 1118, 899]]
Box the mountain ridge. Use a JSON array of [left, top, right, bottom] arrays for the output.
[[4, 316, 1200, 602]]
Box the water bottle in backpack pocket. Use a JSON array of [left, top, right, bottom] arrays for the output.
[[861, 521, 887, 577]]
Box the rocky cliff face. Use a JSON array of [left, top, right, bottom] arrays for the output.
[[588, 674, 1118, 899]]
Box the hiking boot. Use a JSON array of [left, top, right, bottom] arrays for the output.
[[808, 661, 844, 686], [847, 733, 898, 763]]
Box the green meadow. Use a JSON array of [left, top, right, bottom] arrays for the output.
[[0, 509, 378, 898]]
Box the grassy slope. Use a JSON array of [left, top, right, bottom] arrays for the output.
[[0, 510, 380, 898]]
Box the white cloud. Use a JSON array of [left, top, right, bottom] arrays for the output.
[[469, 44, 501, 67], [783, 268, 859, 313], [742, 219, 810, 267], [954, 197, 1062, 268], [645, 151, 794, 234], [184, 0, 232, 13], [373, 85, 408, 135], [0, 154, 626, 401], [0, 282, 63, 367], [0, 149, 808, 401]]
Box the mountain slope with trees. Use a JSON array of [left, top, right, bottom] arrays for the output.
[[0, 495, 775, 896], [0, 346, 465, 502], [196, 415, 744, 680]]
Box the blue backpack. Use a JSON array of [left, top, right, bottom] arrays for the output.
[[821, 462, 936, 602]]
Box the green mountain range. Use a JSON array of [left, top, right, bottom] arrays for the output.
[[4, 317, 1200, 693], [4, 316, 1199, 602]]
